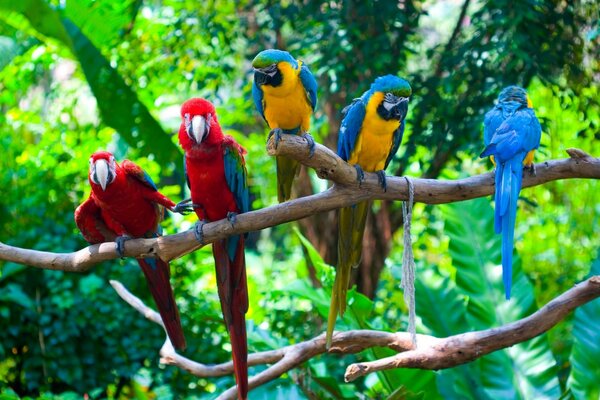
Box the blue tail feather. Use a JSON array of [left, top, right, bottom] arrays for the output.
[[499, 158, 523, 299], [493, 164, 503, 233]]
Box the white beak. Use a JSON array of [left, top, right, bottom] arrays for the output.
[[95, 159, 110, 191], [191, 115, 208, 143]]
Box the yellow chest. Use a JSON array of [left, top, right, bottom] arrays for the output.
[[261, 63, 312, 131], [348, 92, 400, 172]]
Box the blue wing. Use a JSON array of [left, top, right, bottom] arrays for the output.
[[483, 105, 505, 146], [299, 63, 318, 111], [337, 96, 367, 161], [384, 121, 405, 169], [481, 108, 541, 163], [121, 160, 158, 191], [223, 142, 250, 215], [252, 80, 265, 121]]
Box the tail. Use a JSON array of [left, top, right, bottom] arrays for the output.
[[213, 237, 248, 400], [276, 156, 300, 203], [326, 202, 369, 348], [494, 158, 523, 299], [138, 258, 186, 350]]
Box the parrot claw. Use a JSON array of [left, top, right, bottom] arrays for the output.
[[302, 133, 316, 158], [174, 198, 203, 215], [268, 128, 284, 149], [115, 235, 132, 258], [353, 164, 365, 186], [194, 220, 207, 244], [226, 212, 238, 227], [376, 170, 387, 192], [526, 163, 536, 177]]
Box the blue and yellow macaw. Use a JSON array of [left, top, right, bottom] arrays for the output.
[[480, 86, 542, 299], [252, 49, 318, 202], [327, 75, 411, 347]]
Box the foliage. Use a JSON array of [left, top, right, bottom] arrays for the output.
[[0, 0, 598, 399]]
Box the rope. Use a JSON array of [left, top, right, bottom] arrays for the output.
[[401, 176, 417, 347]]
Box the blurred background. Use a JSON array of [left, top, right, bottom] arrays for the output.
[[0, 0, 598, 399]]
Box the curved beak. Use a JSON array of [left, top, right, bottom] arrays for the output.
[[254, 69, 268, 85], [94, 159, 110, 191], [189, 115, 210, 143], [393, 98, 409, 120]]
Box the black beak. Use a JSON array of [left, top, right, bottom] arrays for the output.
[[393, 99, 409, 121], [254, 69, 269, 85]]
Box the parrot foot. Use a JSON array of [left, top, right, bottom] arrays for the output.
[[173, 198, 203, 215], [353, 164, 365, 186], [376, 170, 387, 192], [525, 163, 536, 177], [268, 128, 284, 149], [226, 212, 238, 227], [302, 133, 316, 158], [115, 235, 132, 258], [194, 220, 207, 244]]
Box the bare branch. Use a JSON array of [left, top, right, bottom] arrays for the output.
[[0, 136, 598, 271], [110, 276, 600, 399]]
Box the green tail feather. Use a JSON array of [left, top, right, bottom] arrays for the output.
[[326, 201, 369, 348], [276, 155, 300, 203]]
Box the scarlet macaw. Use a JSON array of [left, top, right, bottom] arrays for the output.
[[328, 75, 411, 347], [480, 86, 541, 299], [251, 49, 318, 202], [174, 98, 250, 400], [74, 151, 186, 350]]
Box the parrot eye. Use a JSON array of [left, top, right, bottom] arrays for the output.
[[384, 93, 398, 103]]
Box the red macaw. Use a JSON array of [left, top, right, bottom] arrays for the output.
[[74, 151, 186, 350], [175, 98, 250, 400]]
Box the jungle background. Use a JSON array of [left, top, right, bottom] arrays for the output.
[[0, 0, 599, 399]]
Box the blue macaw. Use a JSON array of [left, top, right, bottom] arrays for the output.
[[480, 86, 542, 299], [251, 49, 318, 202], [327, 75, 411, 347]]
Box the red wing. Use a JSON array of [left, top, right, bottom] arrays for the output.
[[74, 196, 117, 243], [121, 160, 175, 210]]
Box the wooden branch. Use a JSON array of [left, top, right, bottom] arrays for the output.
[[110, 276, 600, 400], [1, 137, 598, 272]]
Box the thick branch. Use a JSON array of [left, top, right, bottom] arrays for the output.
[[0, 138, 598, 272], [110, 276, 600, 399]]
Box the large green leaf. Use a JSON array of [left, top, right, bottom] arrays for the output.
[[61, 18, 179, 165], [294, 229, 440, 399], [0, 0, 73, 49], [566, 255, 600, 399], [0, 0, 180, 165], [437, 198, 561, 399]]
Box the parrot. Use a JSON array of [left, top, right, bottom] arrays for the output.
[[174, 98, 250, 400], [74, 151, 186, 350], [480, 86, 542, 299], [327, 75, 411, 348], [251, 48, 318, 203]]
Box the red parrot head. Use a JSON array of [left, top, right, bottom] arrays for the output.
[[88, 151, 117, 191], [179, 98, 223, 149]]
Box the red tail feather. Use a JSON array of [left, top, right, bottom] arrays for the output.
[[213, 239, 249, 400], [138, 258, 186, 350]]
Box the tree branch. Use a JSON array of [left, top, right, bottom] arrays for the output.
[[109, 276, 600, 400], [0, 137, 598, 272]]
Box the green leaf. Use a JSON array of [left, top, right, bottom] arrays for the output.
[[0, 283, 34, 309], [438, 198, 561, 399], [0, 36, 17, 71], [61, 18, 179, 165], [566, 255, 600, 399], [0, 0, 73, 50]]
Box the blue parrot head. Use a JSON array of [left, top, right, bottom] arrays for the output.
[[498, 86, 529, 107], [371, 75, 412, 122], [252, 49, 297, 87]]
